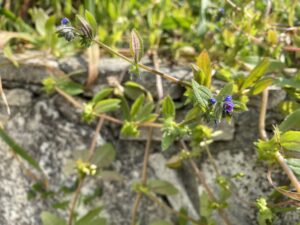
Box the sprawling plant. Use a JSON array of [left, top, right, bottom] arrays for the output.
[[1, 1, 300, 225]]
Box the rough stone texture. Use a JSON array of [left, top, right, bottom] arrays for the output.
[[0, 53, 298, 225], [149, 153, 198, 219]]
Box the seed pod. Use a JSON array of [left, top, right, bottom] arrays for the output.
[[130, 29, 144, 63]]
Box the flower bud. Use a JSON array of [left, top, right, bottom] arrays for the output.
[[224, 95, 232, 102], [209, 98, 217, 105], [223, 101, 234, 113], [61, 17, 70, 25]]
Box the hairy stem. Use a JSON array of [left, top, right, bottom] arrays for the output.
[[131, 50, 162, 224], [93, 40, 190, 88], [258, 88, 300, 193], [276, 151, 300, 193], [68, 117, 104, 225], [180, 141, 232, 225]]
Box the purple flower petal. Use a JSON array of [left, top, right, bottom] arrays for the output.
[[61, 17, 70, 25]]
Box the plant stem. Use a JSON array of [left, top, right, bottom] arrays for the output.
[[68, 177, 84, 225], [68, 117, 104, 225], [131, 50, 162, 225], [259, 89, 268, 141], [93, 40, 191, 88], [275, 151, 300, 193], [55, 87, 162, 128], [204, 144, 221, 177], [180, 141, 232, 225], [131, 128, 153, 225], [144, 192, 203, 225], [258, 88, 300, 193]]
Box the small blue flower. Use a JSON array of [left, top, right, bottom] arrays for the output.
[[219, 8, 225, 14], [223, 101, 234, 113], [209, 98, 217, 105], [61, 17, 70, 25], [224, 95, 232, 102]]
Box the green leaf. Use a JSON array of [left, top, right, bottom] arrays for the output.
[[91, 143, 116, 168], [199, 191, 215, 224], [255, 138, 278, 162], [3, 44, 18, 67], [130, 29, 144, 63], [147, 179, 178, 196], [0, 128, 41, 171], [150, 220, 172, 225], [124, 81, 149, 101], [286, 158, 300, 176], [161, 131, 175, 151], [196, 49, 212, 87], [41, 212, 66, 225], [216, 83, 233, 102], [232, 100, 248, 112], [274, 77, 300, 90], [162, 96, 175, 118], [30, 8, 48, 36], [51, 201, 69, 210], [256, 197, 273, 225], [85, 218, 106, 225], [58, 81, 84, 96], [136, 102, 155, 122], [92, 88, 113, 103], [75, 207, 102, 225], [94, 99, 121, 114], [84, 10, 97, 36], [239, 56, 284, 73], [279, 109, 300, 132], [249, 77, 273, 95], [178, 208, 189, 225], [98, 170, 123, 181], [191, 64, 205, 86], [192, 80, 212, 110], [281, 131, 300, 151], [166, 155, 182, 169], [130, 94, 145, 119], [241, 58, 270, 90], [121, 121, 139, 137]]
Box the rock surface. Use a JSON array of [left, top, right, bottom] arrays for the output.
[[0, 53, 297, 225]]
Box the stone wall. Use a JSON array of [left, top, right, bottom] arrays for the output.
[[0, 52, 296, 225]]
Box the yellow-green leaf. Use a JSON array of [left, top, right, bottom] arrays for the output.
[[241, 58, 270, 90], [196, 49, 212, 87]]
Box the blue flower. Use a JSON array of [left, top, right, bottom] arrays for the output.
[[209, 98, 217, 105], [224, 95, 232, 102], [61, 17, 70, 25], [219, 8, 225, 14], [223, 101, 234, 113]]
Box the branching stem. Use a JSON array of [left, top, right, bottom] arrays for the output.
[[258, 89, 300, 193], [180, 140, 232, 225], [68, 117, 104, 225]]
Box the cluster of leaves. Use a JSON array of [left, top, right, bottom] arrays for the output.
[[1, 1, 300, 225]]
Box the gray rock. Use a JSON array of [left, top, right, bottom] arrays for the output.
[[0, 52, 297, 225], [149, 153, 199, 219]]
